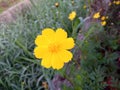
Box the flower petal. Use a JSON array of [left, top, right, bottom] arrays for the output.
[[51, 54, 64, 70], [41, 55, 52, 68], [42, 28, 55, 36], [55, 28, 67, 41], [61, 38, 75, 49], [35, 35, 48, 46], [59, 50, 73, 63], [34, 46, 48, 59]]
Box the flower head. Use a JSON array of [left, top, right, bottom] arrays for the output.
[[83, 5, 87, 9], [101, 21, 106, 26], [101, 16, 106, 20], [93, 12, 100, 19], [34, 28, 75, 70], [113, 1, 120, 5], [55, 2, 59, 7], [72, 1, 74, 5], [116, 1, 120, 5], [68, 11, 76, 21]]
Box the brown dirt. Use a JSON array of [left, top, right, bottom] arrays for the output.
[[0, 0, 31, 23], [0, 0, 22, 13]]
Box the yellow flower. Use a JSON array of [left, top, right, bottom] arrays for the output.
[[72, 1, 74, 5], [55, 2, 59, 7], [101, 21, 106, 26], [101, 16, 108, 20], [115, 1, 120, 5], [113, 1, 120, 5], [101, 16, 106, 20], [83, 5, 87, 9], [34, 28, 75, 70], [93, 12, 100, 19], [68, 11, 76, 21]]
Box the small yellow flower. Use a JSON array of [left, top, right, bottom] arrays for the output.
[[93, 12, 100, 19], [101, 16, 106, 20], [101, 21, 106, 26], [68, 11, 76, 21], [115, 1, 120, 5], [34, 28, 75, 70], [72, 1, 74, 5], [83, 5, 87, 9], [55, 2, 59, 7], [101, 16, 108, 20]]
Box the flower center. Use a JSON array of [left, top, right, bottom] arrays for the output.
[[48, 43, 61, 53]]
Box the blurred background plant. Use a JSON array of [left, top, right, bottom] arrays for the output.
[[0, 0, 120, 90]]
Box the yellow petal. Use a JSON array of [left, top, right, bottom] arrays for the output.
[[34, 46, 48, 59], [101, 21, 106, 26], [68, 11, 76, 21], [61, 38, 75, 49], [35, 28, 55, 46], [35, 34, 55, 47], [35, 35, 41, 46], [42, 28, 55, 36], [93, 12, 100, 19], [51, 54, 64, 70], [55, 28, 67, 41], [41, 55, 52, 68], [35, 35, 49, 46], [101, 16, 106, 20], [59, 50, 73, 63]]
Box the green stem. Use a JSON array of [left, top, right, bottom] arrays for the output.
[[79, 25, 97, 47]]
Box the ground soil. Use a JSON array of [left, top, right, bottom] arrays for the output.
[[0, 0, 30, 23], [0, 0, 21, 13]]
